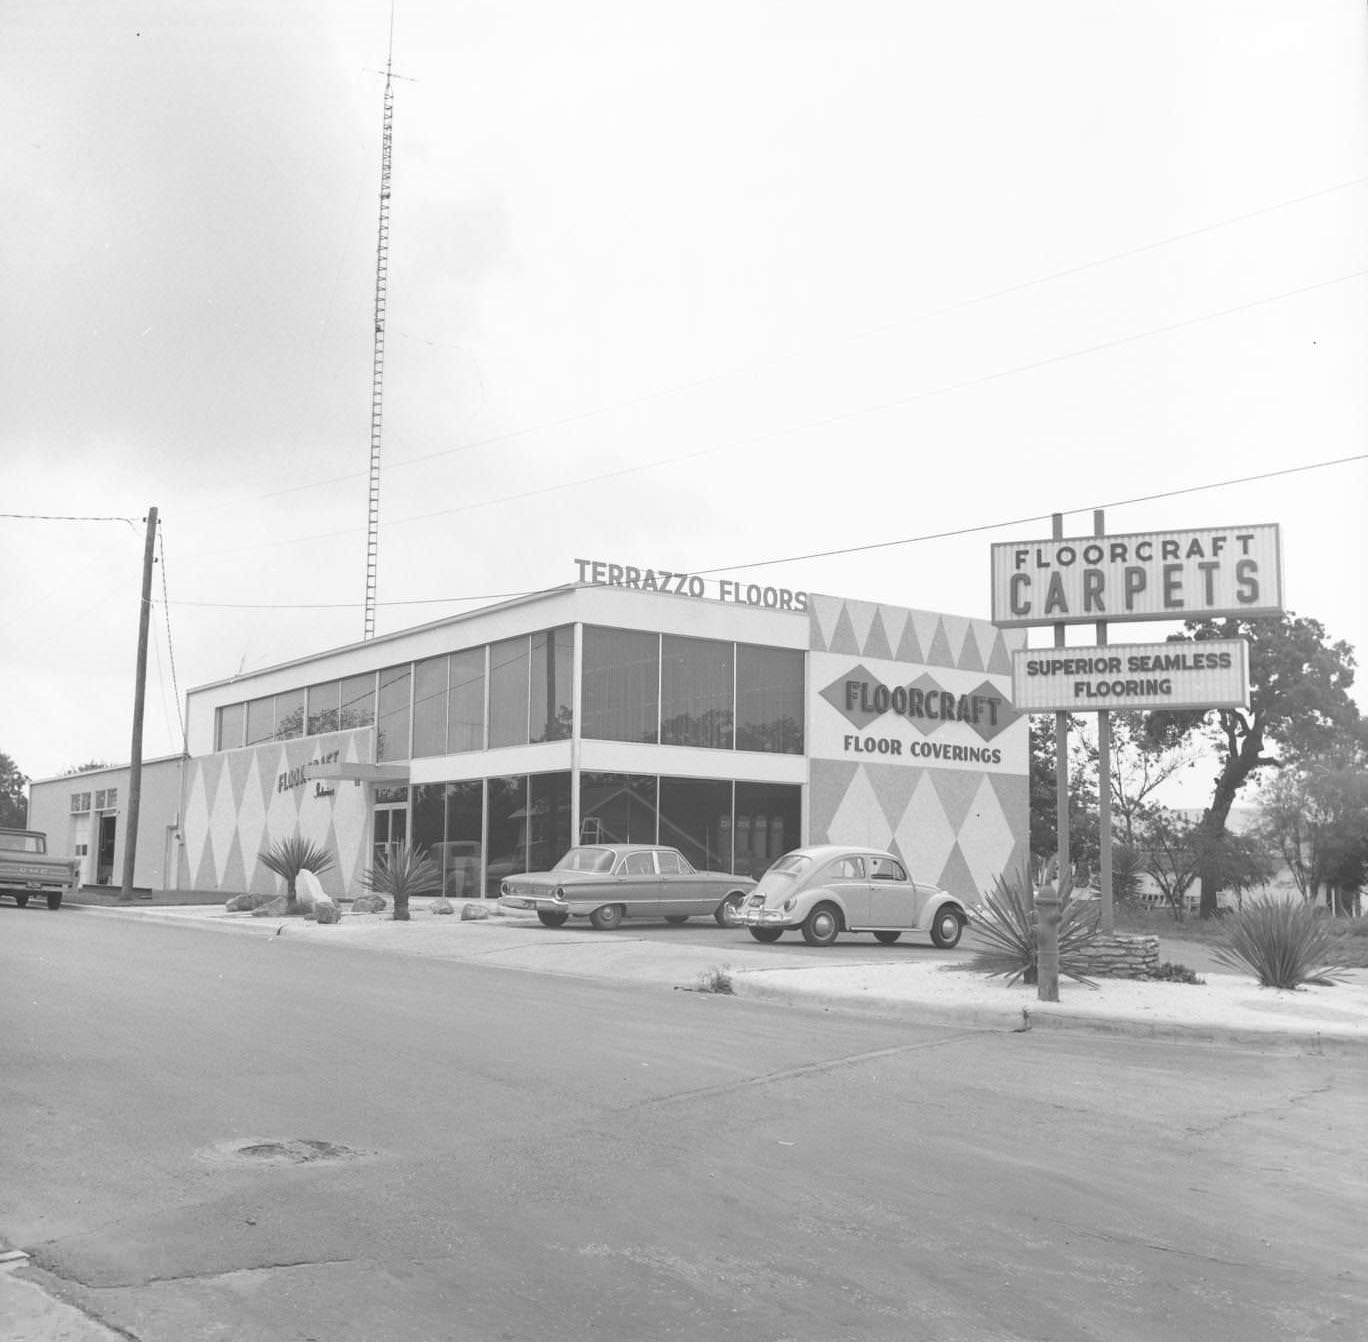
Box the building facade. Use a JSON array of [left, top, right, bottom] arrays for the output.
[[33, 582, 1031, 903]]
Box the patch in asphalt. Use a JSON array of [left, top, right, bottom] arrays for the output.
[[196, 1137, 374, 1167]]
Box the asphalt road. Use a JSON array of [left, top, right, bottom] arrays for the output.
[[3, 908, 1364, 1342]]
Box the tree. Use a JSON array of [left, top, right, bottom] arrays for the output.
[[1257, 735, 1368, 915], [1028, 718, 1099, 884], [1082, 711, 1202, 846], [0, 752, 28, 828], [1145, 613, 1359, 918], [63, 760, 117, 775]]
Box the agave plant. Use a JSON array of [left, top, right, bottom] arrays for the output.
[[1211, 898, 1349, 989], [361, 844, 443, 922], [258, 835, 336, 916], [969, 867, 1101, 985]]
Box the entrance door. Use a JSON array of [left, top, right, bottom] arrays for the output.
[[96, 814, 117, 885], [373, 805, 407, 868]]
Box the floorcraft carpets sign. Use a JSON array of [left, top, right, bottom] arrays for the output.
[[1012, 640, 1250, 712], [990, 524, 1283, 626]]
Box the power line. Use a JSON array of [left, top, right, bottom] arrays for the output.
[[0, 512, 139, 524], [176, 173, 1368, 518], [157, 451, 1368, 612], [155, 521, 188, 753], [175, 262, 1368, 559]]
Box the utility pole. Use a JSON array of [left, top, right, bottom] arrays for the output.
[[119, 506, 157, 901]]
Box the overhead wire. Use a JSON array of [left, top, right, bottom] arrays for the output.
[[175, 262, 1368, 559], [157, 450, 1368, 611], [173, 173, 1368, 518]]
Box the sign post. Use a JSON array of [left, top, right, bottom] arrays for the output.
[[991, 521, 1276, 998]]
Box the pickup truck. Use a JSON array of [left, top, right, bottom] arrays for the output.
[[0, 829, 80, 910]]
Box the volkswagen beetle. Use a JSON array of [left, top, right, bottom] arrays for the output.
[[736, 845, 967, 948], [499, 844, 755, 930]]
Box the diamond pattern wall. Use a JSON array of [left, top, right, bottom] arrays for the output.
[[178, 729, 373, 898], [807, 593, 1029, 902]]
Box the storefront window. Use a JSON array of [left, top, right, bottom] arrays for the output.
[[658, 777, 733, 872], [274, 688, 305, 740], [734, 781, 802, 878], [528, 772, 572, 873], [489, 637, 530, 748], [447, 648, 485, 753], [661, 635, 733, 749], [245, 696, 274, 746], [486, 774, 527, 896], [377, 665, 411, 762], [411, 656, 449, 758], [340, 673, 376, 730], [216, 702, 245, 751], [735, 644, 804, 754], [411, 782, 446, 854], [582, 627, 659, 743], [530, 627, 574, 742], [307, 682, 340, 736], [443, 779, 483, 899], [579, 772, 657, 845]]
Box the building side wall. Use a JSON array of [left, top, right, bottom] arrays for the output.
[[178, 728, 373, 899], [28, 758, 185, 891]]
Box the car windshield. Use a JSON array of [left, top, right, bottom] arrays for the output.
[[0, 832, 44, 853], [753, 851, 812, 898], [552, 847, 616, 874]]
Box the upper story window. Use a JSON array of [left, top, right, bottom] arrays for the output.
[[581, 628, 803, 755]]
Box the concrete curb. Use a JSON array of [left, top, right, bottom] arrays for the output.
[[71, 905, 1368, 1056], [729, 972, 1365, 1056]]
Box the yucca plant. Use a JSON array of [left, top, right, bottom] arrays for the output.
[[1210, 898, 1350, 989], [970, 867, 1101, 985], [258, 835, 336, 916], [361, 843, 442, 921]]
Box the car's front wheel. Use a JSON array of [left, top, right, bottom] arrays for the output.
[[589, 904, 625, 931], [748, 926, 783, 943], [873, 930, 901, 945], [714, 891, 746, 927], [930, 906, 965, 949], [537, 909, 569, 928], [801, 903, 841, 947]]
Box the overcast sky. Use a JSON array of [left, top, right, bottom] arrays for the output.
[[4, 1, 1366, 800]]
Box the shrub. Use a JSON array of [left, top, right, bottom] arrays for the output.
[[1211, 898, 1351, 988], [695, 965, 734, 994], [258, 836, 336, 916], [361, 844, 442, 921], [1150, 961, 1205, 985], [970, 867, 1101, 986]]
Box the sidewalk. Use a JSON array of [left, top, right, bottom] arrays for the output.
[[70, 899, 1368, 1055]]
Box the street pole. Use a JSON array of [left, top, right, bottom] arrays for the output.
[[119, 506, 157, 902], [1095, 508, 1114, 934], [1043, 511, 1067, 999]]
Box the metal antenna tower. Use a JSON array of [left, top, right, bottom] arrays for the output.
[[363, 16, 399, 640]]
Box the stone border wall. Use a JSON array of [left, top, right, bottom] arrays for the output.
[[1077, 934, 1160, 978]]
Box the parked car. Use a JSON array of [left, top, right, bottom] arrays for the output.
[[499, 845, 756, 930], [736, 845, 967, 948]]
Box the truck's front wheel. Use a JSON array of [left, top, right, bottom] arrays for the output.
[[47, 893, 63, 910], [14, 892, 30, 909]]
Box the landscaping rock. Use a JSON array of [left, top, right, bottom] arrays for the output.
[[430, 897, 455, 915], [1078, 934, 1160, 978], [250, 896, 288, 918], [460, 901, 492, 921], [296, 869, 328, 912], [313, 897, 341, 924], [225, 892, 273, 912], [351, 893, 387, 913]]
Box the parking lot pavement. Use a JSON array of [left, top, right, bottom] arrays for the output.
[[64, 899, 1368, 1055]]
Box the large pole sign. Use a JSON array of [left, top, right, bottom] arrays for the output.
[[1012, 639, 1250, 713], [990, 524, 1282, 627]]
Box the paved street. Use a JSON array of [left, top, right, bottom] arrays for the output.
[[3, 909, 1365, 1341]]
